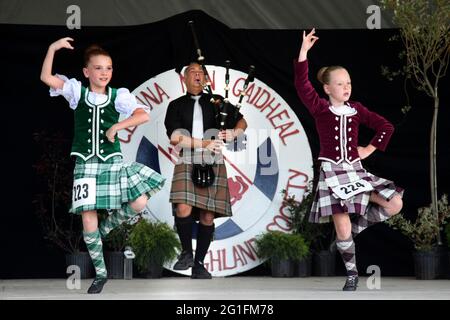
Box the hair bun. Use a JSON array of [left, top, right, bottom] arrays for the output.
[[316, 65, 346, 85], [317, 67, 328, 84], [85, 44, 103, 53]]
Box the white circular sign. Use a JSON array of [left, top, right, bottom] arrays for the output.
[[120, 65, 313, 276]]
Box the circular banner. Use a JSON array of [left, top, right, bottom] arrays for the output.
[[120, 65, 313, 276]]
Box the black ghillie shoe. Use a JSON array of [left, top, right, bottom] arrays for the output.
[[173, 251, 194, 270], [342, 275, 358, 291], [87, 277, 108, 294], [191, 263, 212, 279]]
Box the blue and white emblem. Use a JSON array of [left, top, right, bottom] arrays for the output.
[[120, 66, 313, 276]]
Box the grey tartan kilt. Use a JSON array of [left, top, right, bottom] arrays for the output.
[[169, 151, 232, 219], [70, 155, 166, 215], [310, 161, 403, 223]]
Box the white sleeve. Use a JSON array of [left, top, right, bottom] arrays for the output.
[[115, 88, 150, 118], [49, 74, 81, 110]]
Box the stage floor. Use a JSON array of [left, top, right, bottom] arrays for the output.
[[1, 277, 449, 300]]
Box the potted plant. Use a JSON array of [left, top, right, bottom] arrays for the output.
[[386, 194, 450, 279], [284, 188, 336, 276], [33, 130, 94, 279], [102, 219, 134, 279], [255, 231, 309, 277], [284, 189, 312, 276], [381, 0, 450, 260], [128, 217, 180, 278]]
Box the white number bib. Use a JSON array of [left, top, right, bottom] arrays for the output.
[[331, 179, 373, 200], [72, 178, 96, 209]]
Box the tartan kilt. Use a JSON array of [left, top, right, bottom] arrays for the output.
[[169, 157, 232, 219], [310, 161, 403, 223], [70, 156, 165, 215]]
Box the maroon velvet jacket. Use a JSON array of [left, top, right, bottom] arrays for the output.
[[294, 60, 394, 164]]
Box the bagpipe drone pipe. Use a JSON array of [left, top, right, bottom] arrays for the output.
[[188, 20, 255, 152]]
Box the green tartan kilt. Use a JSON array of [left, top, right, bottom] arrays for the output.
[[170, 160, 232, 219], [70, 156, 165, 214]]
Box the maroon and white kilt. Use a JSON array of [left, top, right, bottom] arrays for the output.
[[309, 161, 403, 223], [169, 151, 232, 220]]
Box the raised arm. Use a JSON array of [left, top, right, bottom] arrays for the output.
[[294, 29, 327, 116], [298, 28, 319, 62], [40, 37, 74, 90]]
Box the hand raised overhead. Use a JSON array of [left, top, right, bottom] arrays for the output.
[[50, 37, 75, 51], [298, 28, 319, 61]]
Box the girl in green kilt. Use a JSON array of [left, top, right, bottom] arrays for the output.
[[41, 37, 165, 293]]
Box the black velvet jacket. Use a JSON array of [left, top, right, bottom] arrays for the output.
[[164, 92, 244, 140]]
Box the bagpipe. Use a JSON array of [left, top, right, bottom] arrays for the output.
[[188, 21, 255, 188], [188, 20, 255, 135]]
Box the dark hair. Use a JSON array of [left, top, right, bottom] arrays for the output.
[[83, 44, 111, 67], [317, 66, 346, 85], [183, 62, 202, 77]]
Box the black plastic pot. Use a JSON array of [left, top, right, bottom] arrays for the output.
[[65, 252, 95, 279], [448, 252, 450, 279], [104, 251, 124, 279], [295, 256, 312, 277], [270, 258, 294, 277], [144, 261, 163, 278], [434, 245, 450, 279], [413, 250, 438, 280], [313, 250, 336, 276]]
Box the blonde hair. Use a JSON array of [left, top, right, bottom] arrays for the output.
[[83, 44, 111, 67], [317, 65, 346, 85]]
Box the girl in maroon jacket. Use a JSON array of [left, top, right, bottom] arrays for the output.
[[295, 29, 403, 291]]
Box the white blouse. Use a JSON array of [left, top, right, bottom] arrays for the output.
[[330, 103, 355, 115], [49, 74, 149, 117]]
